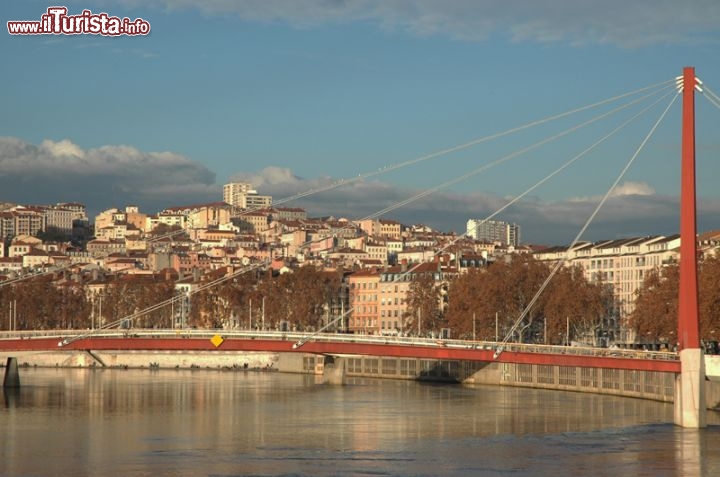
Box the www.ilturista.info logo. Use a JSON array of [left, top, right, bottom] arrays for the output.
[[8, 7, 151, 36]]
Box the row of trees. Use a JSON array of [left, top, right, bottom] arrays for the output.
[[629, 254, 720, 344], [439, 255, 613, 345], [0, 276, 176, 330], [4, 253, 720, 344], [188, 267, 343, 330], [0, 267, 344, 333]]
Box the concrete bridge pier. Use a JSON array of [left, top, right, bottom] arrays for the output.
[[674, 349, 706, 428], [3, 357, 20, 388], [322, 356, 346, 385]]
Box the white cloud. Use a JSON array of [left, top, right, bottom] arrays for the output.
[[230, 166, 303, 189], [610, 181, 655, 197], [40, 139, 85, 159], [0, 137, 219, 212], [568, 181, 656, 202], [118, 0, 720, 47]]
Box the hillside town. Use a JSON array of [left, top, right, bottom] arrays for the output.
[[1, 182, 720, 343]]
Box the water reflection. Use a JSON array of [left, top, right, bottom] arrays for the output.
[[1, 368, 719, 476]]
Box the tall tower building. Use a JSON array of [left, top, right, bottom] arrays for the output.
[[223, 182, 272, 209], [223, 182, 253, 206], [466, 219, 520, 246]]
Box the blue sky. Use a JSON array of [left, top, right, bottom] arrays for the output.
[[2, 1, 720, 244]]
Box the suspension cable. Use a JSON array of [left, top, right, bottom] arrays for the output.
[[701, 84, 720, 111], [2, 81, 673, 290], [292, 83, 675, 254], [233, 80, 676, 213], [36, 79, 674, 343], [293, 88, 675, 348], [493, 91, 680, 359]]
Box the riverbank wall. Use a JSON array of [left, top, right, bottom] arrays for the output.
[[3, 348, 719, 410]]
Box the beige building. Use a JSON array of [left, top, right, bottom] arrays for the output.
[[22, 248, 51, 269], [94, 208, 119, 234], [397, 246, 436, 264], [272, 207, 307, 221], [534, 235, 681, 334], [379, 267, 411, 333], [348, 262, 453, 335], [378, 219, 402, 239], [357, 219, 402, 240], [160, 202, 231, 230], [8, 207, 46, 237], [147, 213, 187, 231], [239, 211, 272, 235], [94, 206, 147, 237], [327, 248, 369, 268], [364, 241, 388, 264], [43, 205, 78, 236]]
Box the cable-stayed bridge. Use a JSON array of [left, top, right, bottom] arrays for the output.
[[2, 67, 720, 427]]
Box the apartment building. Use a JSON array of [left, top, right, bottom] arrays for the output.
[[147, 213, 187, 231], [160, 202, 231, 229], [0, 212, 15, 240], [534, 235, 681, 320], [223, 182, 272, 210], [364, 241, 388, 264], [349, 262, 454, 335], [378, 266, 412, 332], [357, 219, 402, 240], [43, 205, 82, 236], [272, 207, 307, 221], [9, 207, 46, 237], [347, 269, 380, 334], [466, 219, 520, 246], [94, 206, 148, 237], [223, 182, 253, 205]]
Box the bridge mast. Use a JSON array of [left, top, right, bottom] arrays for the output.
[[674, 66, 706, 428]]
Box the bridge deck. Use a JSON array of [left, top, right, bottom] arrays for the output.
[[0, 330, 680, 373]]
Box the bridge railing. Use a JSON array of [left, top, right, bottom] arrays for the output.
[[0, 328, 678, 361]]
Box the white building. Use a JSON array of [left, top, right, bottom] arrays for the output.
[[466, 219, 520, 246], [223, 182, 272, 210], [534, 235, 682, 341]]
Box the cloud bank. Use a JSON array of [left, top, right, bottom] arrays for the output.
[[3, 138, 719, 245], [121, 0, 720, 48], [0, 137, 219, 214]]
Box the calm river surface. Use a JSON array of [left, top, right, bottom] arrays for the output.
[[2, 368, 720, 476]]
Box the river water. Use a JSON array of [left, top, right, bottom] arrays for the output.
[[2, 368, 720, 476]]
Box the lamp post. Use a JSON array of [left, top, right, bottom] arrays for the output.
[[566, 316, 570, 346], [473, 312, 476, 341], [495, 312, 498, 342]]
